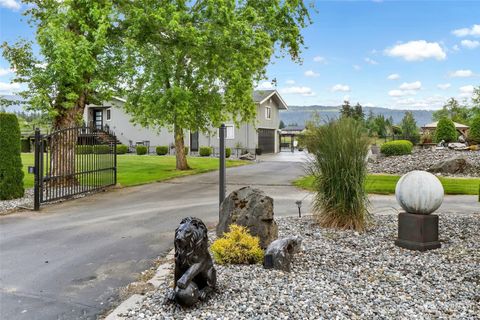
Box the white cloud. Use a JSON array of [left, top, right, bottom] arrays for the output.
[[364, 102, 376, 107], [437, 83, 451, 90], [449, 69, 474, 78], [257, 81, 274, 89], [0, 0, 20, 10], [460, 39, 480, 49], [391, 96, 446, 110], [304, 70, 320, 77], [313, 56, 326, 63], [387, 73, 400, 80], [285, 79, 295, 85], [364, 57, 378, 65], [452, 44, 460, 51], [385, 40, 446, 61], [353, 65, 361, 71], [0, 81, 21, 94], [399, 81, 422, 91], [0, 68, 13, 77], [459, 85, 474, 98], [452, 24, 480, 37], [280, 86, 316, 96], [331, 84, 350, 92], [388, 89, 408, 97]]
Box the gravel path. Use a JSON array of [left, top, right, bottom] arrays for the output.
[[368, 148, 480, 177], [121, 213, 480, 320]]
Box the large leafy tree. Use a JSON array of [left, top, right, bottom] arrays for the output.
[[400, 111, 420, 144], [119, 0, 311, 170], [2, 0, 121, 181], [432, 98, 470, 125]]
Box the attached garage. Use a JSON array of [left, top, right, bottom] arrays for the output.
[[258, 128, 276, 153]]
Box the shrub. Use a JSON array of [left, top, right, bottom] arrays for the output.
[[76, 145, 93, 154], [199, 146, 212, 156], [210, 225, 264, 264], [116, 144, 128, 154], [93, 145, 111, 154], [0, 113, 24, 200], [226, 147, 231, 158], [136, 145, 148, 155], [309, 118, 370, 231], [156, 145, 168, 155], [20, 138, 31, 152], [380, 140, 413, 156], [434, 118, 457, 143], [468, 115, 480, 145], [420, 131, 433, 144]]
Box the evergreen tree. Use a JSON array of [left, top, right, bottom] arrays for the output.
[[435, 117, 457, 143], [340, 100, 352, 118], [400, 111, 420, 143], [353, 103, 365, 122], [279, 120, 286, 129]]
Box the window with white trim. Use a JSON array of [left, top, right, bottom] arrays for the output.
[[265, 106, 272, 120], [217, 125, 235, 140]]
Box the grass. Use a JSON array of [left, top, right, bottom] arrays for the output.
[[294, 174, 480, 195], [20, 153, 248, 188]]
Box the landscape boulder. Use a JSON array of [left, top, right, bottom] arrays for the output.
[[264, 236, 302, 272], [217, 186, 278, 248], [428, 156, 469, 174]]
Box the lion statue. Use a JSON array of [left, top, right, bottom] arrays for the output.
[[168, 217, 216, 307]]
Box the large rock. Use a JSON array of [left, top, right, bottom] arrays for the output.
[[428, 156, 468, 174], [216, 186, 278, 248], [264, 236, 302, 272]]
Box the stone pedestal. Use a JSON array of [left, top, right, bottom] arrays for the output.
[[395, 212, 441, 251]]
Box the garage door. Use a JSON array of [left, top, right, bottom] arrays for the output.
[[258, 128, 275, 153]]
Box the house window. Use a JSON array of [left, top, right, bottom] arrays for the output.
[[218, 125, 235, 140], [106, 108, 111, 121], [265, 106, 272, 120]]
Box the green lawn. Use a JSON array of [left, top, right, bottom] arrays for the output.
[[21, 153, 248, 188], [294, 174, 480, 195]]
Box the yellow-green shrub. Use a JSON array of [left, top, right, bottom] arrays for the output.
[[210, 225, 264, 265]]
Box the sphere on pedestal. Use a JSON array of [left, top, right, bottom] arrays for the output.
[[395, 170, 444, 215]]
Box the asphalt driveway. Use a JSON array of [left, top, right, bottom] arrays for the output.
[[0, 156, 478, 320]]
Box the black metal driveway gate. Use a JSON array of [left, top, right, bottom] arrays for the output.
[[33, 126, 117, 210]]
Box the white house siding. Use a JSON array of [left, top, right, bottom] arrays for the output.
[[84, 100, 178, 150]]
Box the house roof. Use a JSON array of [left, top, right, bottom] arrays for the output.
[[253, 90, 288, 110], [282, 125, 305, 132], [422, 121, 469, 129]]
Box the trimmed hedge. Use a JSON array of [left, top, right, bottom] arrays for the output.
[[0, 113, 25, 200], [226, 147, 231, 158], [93, 145, 111, 154], [199, 146, 212, 156], [75, 145, 92, 154], [136, 145, 148, 155], [435, 118, 457, 143], [380, 140, 413, 156], [468, 115, 480, 145], [156, 145, 168, 155], [117, 144, 128, 154]]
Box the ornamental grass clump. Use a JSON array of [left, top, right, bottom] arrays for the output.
[[308, 118, 371, 231], [211, 224, 264, 264]]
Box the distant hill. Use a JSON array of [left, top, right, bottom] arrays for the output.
[[280, 105, 434, 127]]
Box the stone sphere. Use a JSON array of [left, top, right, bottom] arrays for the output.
[[395, 170, 444, 215]]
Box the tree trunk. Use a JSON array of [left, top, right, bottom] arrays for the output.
[[174, 124, 190, 170], [50, 94, 86, 186]]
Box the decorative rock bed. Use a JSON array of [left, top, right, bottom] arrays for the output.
[[368, 148, 480, 177], [0, 188, 34, 214], [121, 214, 479, 319]]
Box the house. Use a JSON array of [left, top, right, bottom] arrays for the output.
[[280, 125, 306, 151], [421, 121, 469, 136], [83, 90, 288, 154]]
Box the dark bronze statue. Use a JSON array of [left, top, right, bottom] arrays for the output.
[[168, 217, 216, 307]]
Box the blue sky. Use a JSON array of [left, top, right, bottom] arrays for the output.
[[0, 0, 479, 110]]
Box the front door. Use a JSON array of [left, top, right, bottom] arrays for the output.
[[94, 110, 103, 129], [190, 131, 199, 152]]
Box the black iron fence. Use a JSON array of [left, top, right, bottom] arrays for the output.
[[33, 126, 117, 210]]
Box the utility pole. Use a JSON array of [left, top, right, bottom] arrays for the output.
[[219, 124, 226, 207]]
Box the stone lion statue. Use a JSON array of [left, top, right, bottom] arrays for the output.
[[168, 217, 216, 307]]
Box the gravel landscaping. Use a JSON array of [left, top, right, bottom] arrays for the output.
[[0, 188, 34, 214], [368, 148, 480, 177], [121, 213, 480, 319]]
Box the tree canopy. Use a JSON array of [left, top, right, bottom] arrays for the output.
[[118, 0, 311, 169]]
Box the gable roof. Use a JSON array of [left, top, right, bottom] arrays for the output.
[[253, 90, 288, 110]]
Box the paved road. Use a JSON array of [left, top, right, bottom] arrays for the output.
[[1, 156, 478, 320]]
